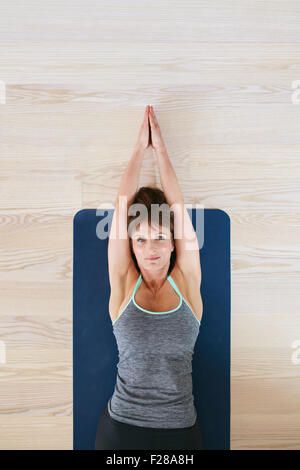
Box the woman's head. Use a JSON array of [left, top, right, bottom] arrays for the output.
[[128, 186, 176, 276]]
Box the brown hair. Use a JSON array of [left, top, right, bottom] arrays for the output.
[[127, 186, 176, 275]]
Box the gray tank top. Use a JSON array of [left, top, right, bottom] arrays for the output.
[[108, 271, 201, 429]]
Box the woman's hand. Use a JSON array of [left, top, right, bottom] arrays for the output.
[[135, 105, 151, 152], [148, 106, 166, 152]]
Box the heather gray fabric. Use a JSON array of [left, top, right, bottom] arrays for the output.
[[108, 272, 201, 429]]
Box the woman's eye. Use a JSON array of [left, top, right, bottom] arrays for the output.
[[137, 236, 164, 242]]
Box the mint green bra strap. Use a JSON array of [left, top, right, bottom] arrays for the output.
[[167, 275, 182, 299], [132, 273, 142, 297], [134, 273, 182, 299]]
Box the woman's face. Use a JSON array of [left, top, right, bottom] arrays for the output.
[[131, 219, 174, 273]]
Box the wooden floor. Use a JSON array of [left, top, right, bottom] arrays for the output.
[[0, 0, 300, 450]]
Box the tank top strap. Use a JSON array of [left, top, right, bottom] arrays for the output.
[[134, 273, 183, 300], [167, 274, 183, 300], [132, 273, 142, 298]]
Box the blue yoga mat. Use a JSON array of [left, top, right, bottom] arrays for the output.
[[73, 208, 231, 450]]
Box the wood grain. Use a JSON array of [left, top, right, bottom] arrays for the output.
[[0, 0, 299, 450]]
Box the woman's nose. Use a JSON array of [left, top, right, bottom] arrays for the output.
[[145, 239, 158, 251]]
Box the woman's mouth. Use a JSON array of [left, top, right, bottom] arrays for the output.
[[146, 257, 159, 260]]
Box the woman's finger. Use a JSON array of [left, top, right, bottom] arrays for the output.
[[148, 107, 154, 126], [143, 106, 149, 125], [150, 106, 157, 125]]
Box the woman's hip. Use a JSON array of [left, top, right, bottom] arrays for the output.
[[94, 401, 203, 450]]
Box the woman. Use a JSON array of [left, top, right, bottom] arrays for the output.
[[95, 106, 204, 450]]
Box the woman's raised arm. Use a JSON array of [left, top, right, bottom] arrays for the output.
[[108, 107, 150, 284], [148, 106, 201, 284]]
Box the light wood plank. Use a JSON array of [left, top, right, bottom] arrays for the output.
[[0, 0, 300, 450]]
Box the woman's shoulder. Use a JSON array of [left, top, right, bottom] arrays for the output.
[[109, 260, 201, 322], [115, 261, 196, 299]]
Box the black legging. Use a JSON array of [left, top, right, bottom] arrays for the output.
[[95, 400, 204, 450]]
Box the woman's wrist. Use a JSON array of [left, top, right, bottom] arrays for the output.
[[154, 143, 167, 155], [134, 143, 145, 155]]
